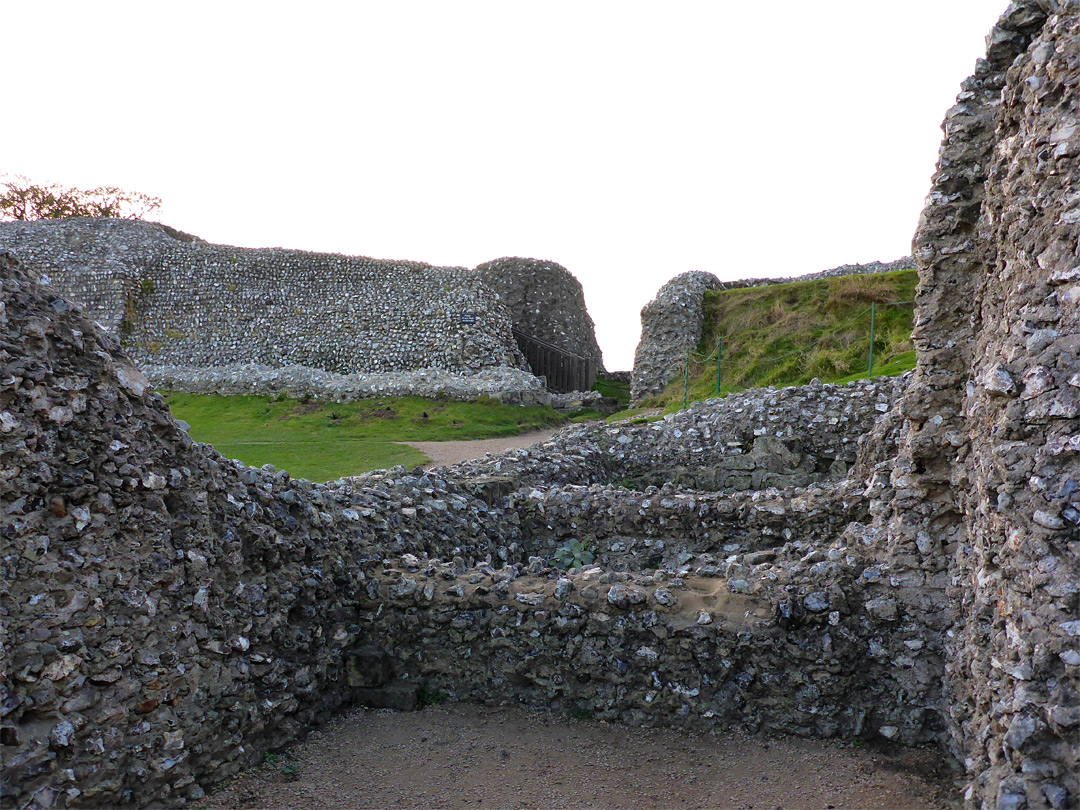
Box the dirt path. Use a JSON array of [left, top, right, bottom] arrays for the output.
[[204, 703, 958, 810], [403, 427, 563, 468]]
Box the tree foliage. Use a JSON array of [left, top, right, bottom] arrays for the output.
[[0, 174, 161, 222]]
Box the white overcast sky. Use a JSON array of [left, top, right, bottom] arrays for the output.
[[6, 1, 1007, 370]]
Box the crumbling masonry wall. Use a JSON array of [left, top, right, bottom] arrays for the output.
[[861, 4, 1080, 808], [446, 375, 907, 493], [630, 270, 720, 403], [0, 256, 539, 805]]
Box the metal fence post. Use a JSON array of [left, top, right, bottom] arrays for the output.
[[716, 338, 722, 396], [683, 348, 690, 410], [867, 302, 876, 378]]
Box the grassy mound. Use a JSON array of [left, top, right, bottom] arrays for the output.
[[163, 393, 568, 481], [643, 269, 917, 409]]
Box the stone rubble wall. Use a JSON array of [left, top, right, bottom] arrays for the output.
[[510, 482, 863, 567], [603, 378, 907, 492], [953, 7, 1079, 808], [354, 539, 943, 744], [474, 257, 604, 366], [629, 258, 915, 404], [0, 256, 547, 805], [712, 257, 915, 292], [4, 4, 1080, 809], [0, 217, 529, 377]]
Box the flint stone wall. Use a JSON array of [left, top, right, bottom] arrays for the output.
[[0, 217, 528, 377], [4, 4, 1080, 809], [0, 257, 544, 805], [629, 258, 915, 404], [861, 3, 1080, 808], [630, 271, 720, 403], [356, 533, 943, 744], [713, 257, 915, 292], [474, 257, 604, 366]]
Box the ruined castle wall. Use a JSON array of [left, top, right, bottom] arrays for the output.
[[711, 257, 915, 292], [952, 8, 1079, 808], [630, 271, 720, 403], [140, 362, 550, 406], [0, 254, 941, 808], [869, 3, 1080, 808], [353, 547, 940, 745], [0, 257, 535, 806], [6, 4, 1080, 808], [514, 483, 862, 566], [0, 218, 527, 376], [474, 257, 604, 365]]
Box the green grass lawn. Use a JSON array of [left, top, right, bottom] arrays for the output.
[[163, 393, 568, 481]]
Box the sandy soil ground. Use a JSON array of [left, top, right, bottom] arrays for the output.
[[203, 703, 959, 810], [403, 428, 563, 468]]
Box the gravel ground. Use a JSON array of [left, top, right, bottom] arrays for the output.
[[404, 428, 563, 468], [203, 703, 959, 810]]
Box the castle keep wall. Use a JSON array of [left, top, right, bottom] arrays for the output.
[[0, 218, 526, 377], [474, 257, 605, 366]]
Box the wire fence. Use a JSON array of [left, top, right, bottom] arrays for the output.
[[679, 299, 915, 409]]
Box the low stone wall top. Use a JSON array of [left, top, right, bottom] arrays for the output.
[[450, 375, 909, 493], [714, 257, 915, 291], [357, 529, 941, 743], [142, 362, 551, 406]]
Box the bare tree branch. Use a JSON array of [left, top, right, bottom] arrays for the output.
[[0, 174, 161, 221]]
